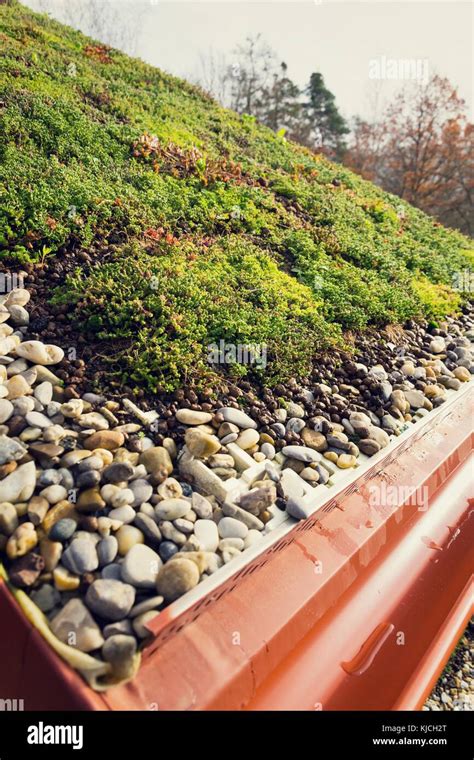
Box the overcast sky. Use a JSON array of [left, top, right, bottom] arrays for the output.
[[25, 0, 473, 121]]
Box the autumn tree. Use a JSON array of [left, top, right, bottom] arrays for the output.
[[346, 75, 474, 234]]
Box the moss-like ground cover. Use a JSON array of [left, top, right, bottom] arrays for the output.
[[1, 2, 472, 390]]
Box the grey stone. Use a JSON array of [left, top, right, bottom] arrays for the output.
[[86, 579, 136, 621]]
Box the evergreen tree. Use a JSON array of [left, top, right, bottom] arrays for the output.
[[256, 62, 302, 138], [301, 73, 349, 158]]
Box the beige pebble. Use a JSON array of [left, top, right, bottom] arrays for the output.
[[116, 525, 145, 556], [235, 428, 260, 450], [337, 453, 357, 469], [53, 565, 80, 591], [40, 537, 63, 571], [6, 522, 38, 559], [0, 502, 19, 536], [27, 495, 50, 526]]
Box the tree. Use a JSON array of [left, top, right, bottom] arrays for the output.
[[194, 37, 348, 161], [299, 73, 350, 158], [346, 75, 474, 235], [254, 62, 302, 138], [225, 35, 277, 116]]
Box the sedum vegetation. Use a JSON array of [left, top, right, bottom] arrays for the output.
[[0, 2, 473, 390]]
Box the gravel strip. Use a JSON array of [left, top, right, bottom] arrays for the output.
[[424, 621, 473, 711]]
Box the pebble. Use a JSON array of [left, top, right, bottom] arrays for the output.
[[132, 610, 158, 639], [188, 492, 211, 519], [239, 486, 276, 516], [155, 498, 191, 521], [97, 536, 118, 566], [62, 538, 99, 575], [244, 530, 263, 549], [0, 502, 19, 535], [9, 551, 44, 587], [220, 433, 238, 445], [0, 399, 14, 423], [217, 516, 248, 540], [40, 484, 68, 504], [301, 428, 328, 452], [108, 505, 136, 524], [116, 525, 145, 555], [286, 417, 306, 434], [175, 409, 213, 425], [0, 435, 27, 465], [129, 478, 153, 507], [6, 375, 32, 400], [217, 408, 257, 429], [0, 461, 36, 503], [84, 430, 124, 451], [102, 462, 134, 483], [34, 381, 53, 405], [185, 429, 221, 458], [337, 453, 357, 469], [30, 583, 60, 613], [158, 540, 179, 562], [39, 537, 63, 571], [15, 340, 64, 365], [102, 635, 137, 678], [260, 442, 275, 459], [286, 402, 305, 418], [60, 399, 84, 418], [157, 478, 182, 500], [358, 439, 381, 456], [53, 565, 80, 591], [235, 429, 260, 450], [156, 557, 200, 601], [139, 446, 173, 475], [453, 366, 470, 382], [101, 563, 123, 581], [282, 445, 321, 463], [25, 411, 52, 428], [286, 496, 313, 520], [103, 620, 134, 637], [133, 513, 162, 544], [121, 544, 162, 588], [6, 521, 37, 559], [367, 426, 390, 448], [4, 289, 30, 307], [404, 389, 426, 409], [430, 337, 445, 354], [129, 595, 164, 617], [76, 488, 106, 513], [194, 519, 219, 552], [49, 518, 77, 543], [86, 579, 136, 621], [159, 521, 186, 546], [51, 599, 104, 652], [222, 502, 264, 530], [300, 467, 320, 482]]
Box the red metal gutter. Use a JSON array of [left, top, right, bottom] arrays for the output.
[[0, 390, 472, 710]]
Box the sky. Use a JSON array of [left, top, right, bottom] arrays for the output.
[[25, 0, 473, 122]]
